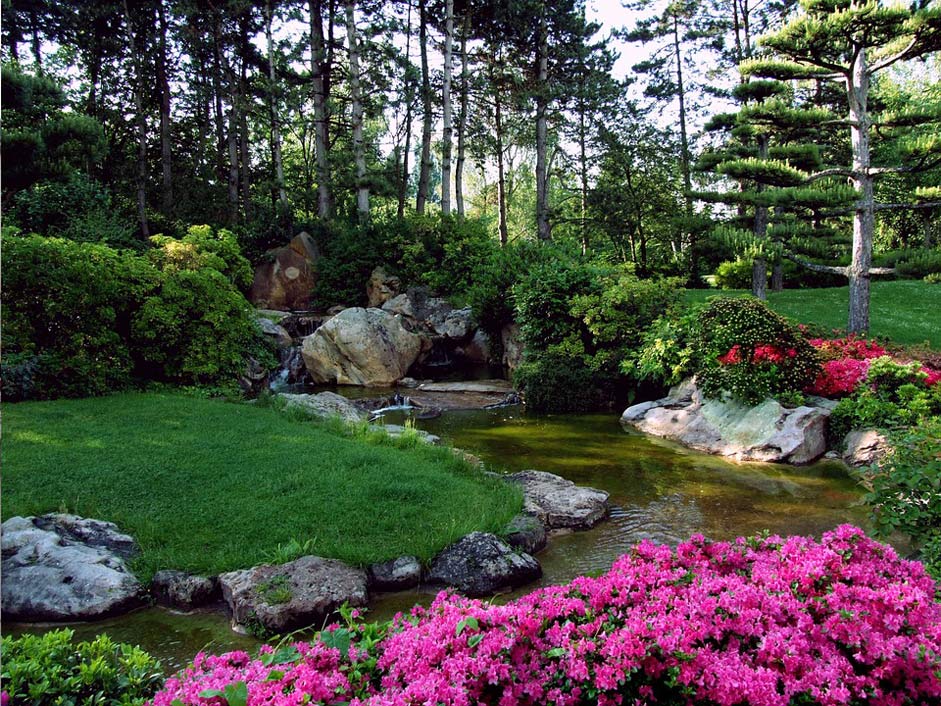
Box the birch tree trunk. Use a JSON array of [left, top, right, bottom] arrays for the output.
[[346, 0, 369, 218], [416, 0, 433, 214], [122, 0, 149, 238], [309, 0, 333, 219], [440, 0, 454, 214], [265, 0, 288, 210], [534, 6, 550, 241]]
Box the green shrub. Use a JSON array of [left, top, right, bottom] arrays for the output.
[[149, 224, 253, 289], [623, 308, 702, 387], [0, 629, 164, 706], [828, 357, 941, 441], [514, 345, 621, 413], [465, 241, 542, 343], [714, 258, 759, 289], [695, 297, 820, 405], [858, 420, 941, 580], [925, 272, 941, 284]]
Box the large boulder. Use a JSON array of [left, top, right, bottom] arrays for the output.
[[427, 532, 541, 597], [506, 470, 610, 530], [382, 290, 473, 343], [366, 267, 402, 308], [501, 324, 523, 372], [1, 515, 144, 621], [277, 391, 367, 423], [301, 307, 422, 386], [249, 232, 320, 311], [842, 429, 891, 468], [219, 555, 368, 634], [621, 379, 832, 465]]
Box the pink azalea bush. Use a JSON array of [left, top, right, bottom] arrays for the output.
[[805, 336, 888, 397], [152, 526, 941, 706]]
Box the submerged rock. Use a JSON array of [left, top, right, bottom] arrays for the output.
[[367, 556, 422, 592], [277, 391, 367, 423], [301, 308, 422, 386], [427, 532, 541, 597], [152, 570, 218, 611], [621, 379, 831, 465], [503, 514, 548, 555], [506, 470, 610, 531], [1, 515, 144, 621], [219, 556, 367, 635]]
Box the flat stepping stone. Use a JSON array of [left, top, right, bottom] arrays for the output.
[[505, 470, 609, 531]]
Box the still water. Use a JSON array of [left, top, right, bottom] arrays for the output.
[[8, 407, 867, 672]]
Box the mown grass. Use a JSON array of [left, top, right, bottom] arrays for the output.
[[1, 393, 521, 580], [684, 280, 941, 349]]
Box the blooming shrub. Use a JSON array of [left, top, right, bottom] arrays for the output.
[[696, 298, 820, 405], [152, 526, 941, 706], [805, 336, 887, 398]]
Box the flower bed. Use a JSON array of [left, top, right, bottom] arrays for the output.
[[152, 526, 941, 706]]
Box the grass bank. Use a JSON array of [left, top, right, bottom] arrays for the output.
[[684, 280, 941, 349], [1, 393, 521, 580]]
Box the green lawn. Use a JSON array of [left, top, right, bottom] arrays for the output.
[[1, 393, 521, 580], [685, 280, 941, 349]]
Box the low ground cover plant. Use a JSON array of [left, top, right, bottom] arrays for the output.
[[152, 526, 941, 706], [1, 629, 164, 706]]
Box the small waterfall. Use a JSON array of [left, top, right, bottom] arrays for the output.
[[269, 346, 311, 391]]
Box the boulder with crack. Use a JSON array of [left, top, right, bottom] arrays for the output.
[[1, 515, 144, 621], [219, 555, 368, 634], [505, 470, 610, 531]]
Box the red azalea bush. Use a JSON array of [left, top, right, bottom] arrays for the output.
[[806, 336, 888, 398], [152, 526, 941, 706]]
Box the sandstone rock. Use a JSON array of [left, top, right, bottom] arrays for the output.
[[219, 556, 367, 634], [843, 429, 891, 468], [503, 514, 548, 555], [427, 532, 541, 597], [301, 308, 422, 386], [405, 379, 520, 411], [458, 330, 493, 364], [621, 380, 832, 465], [367, 556, 422, 592], [501, 324, 523, 372], [432, 308, 474, 340], [1, 515, 144, 621], [382, 291, 473, 342], [366, 267, 402, 308], [249, 232, 319, 311], [277, 391, 368, 423], [151, 570, 218, 611], [255, 314, 293, 348], [506, 470, 610, 530]]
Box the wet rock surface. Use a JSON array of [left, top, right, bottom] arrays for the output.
[[506, 470, 610, 531], [152, 570, 218, 611], [367, 556, 422, 592], [427, 532, 541, 597], [277, 391, 368, 423], [1, 515, 144, 621]]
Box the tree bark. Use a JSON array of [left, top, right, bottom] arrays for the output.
[[122, 0, 149, 238], [397, 0, 414, 218], [578, 99, 589, 254], [212, 21, 227, 183], [752, 133, 769, 300], [346, 0, 369, 218], [157, 0, 173, 214], [227, 103, 240, 225], [265, 0, 288, 212], [535, 5, 550, 241], [416, 0, 433, 214], [771, 260, 784, 291], [493, 56, 509, 246], [455, 12, 470, 217], [672, 10, 695, 275], [309, 0, 333, 219], [847, 46, 874, 334], [440, 0, 454, 214]]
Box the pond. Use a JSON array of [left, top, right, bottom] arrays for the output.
[[7, 406, 868, 672]]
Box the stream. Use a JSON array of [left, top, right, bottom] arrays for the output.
[[8, 403, 869, 672]]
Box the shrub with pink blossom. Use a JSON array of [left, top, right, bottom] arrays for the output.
[[152, 526, 941, 706], [805, 336, 887, 398]]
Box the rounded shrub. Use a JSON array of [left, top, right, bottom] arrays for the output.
[[696, 297, 820, 405], [1, 629, 164, 706]]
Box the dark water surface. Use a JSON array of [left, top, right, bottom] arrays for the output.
[[8, 407, 867, 671]]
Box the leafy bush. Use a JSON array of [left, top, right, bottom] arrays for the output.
[[828, 357, 941, 441], [804, 336, 888, 397], [714, 258, 758, 289], [859, 420, 941, 580], [514, 345, 621, 414], [149, 225, 253, 289], [696, 297, 820, 405], [1, 629, 164, 706], [926, 272, 941, 284], [465, 241, 543, 344], [623, 309, 702, 387], [152, 526, 941, 706]]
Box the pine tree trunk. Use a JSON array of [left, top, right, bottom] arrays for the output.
[[122, 0, 149, 238], [847, 46, 873, 334], [227, 104, 240, 225], [265, 0, 288, 212], [752, 133, 769, 300], [213, 23, 227, 183], [535, 6, 550, 241], [397, 0, 414, 218], [157, 0, 173, 214], [239, 82, 251, 221], [440, 0, 454, 215], [455, 13, 469, 217], [309, 0, 333, 219], [493, 57, 508, 246], [673, 12, 694, 274], [416, 0, 433, 214], [578, 100, 589, 255], [771, 261, 784, 291], [346, 0, 369, 218]]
